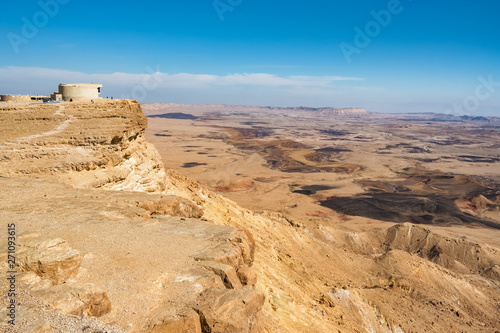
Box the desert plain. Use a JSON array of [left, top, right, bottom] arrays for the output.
[[144, 103, 500, 245]]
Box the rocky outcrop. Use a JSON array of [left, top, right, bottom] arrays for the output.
[[0, 100, 167, 193], [194, 286, 265, 333], [140, 196, 204, 218], [201, 261, 243, 290], [31, 283, 112, 317], [0, 176, 264, 333], [145, 308, 202, 333], [11, 236, 112, 318], [16, 237, 81, 284], [382, 223, 500, 280], [455, 195, 500, 228]]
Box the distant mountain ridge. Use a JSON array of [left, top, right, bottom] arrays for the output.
[[266, 106, 368, 116], [142, 103, 368, 117]]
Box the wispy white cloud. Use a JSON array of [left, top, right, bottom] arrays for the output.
[[0, 66, 365, 90], [0, 66, 379, 107], [246, 65, 306, 69]]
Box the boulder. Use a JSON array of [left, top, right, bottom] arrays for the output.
[[32, 284, 111, 317], [192, 229, 256, 270], [140, 196, 204, 218], [145, 308, 201, 333], [17, 237, 81, 284], [201, 261, 243, 290], [236, 265, 257, 286], [194, 286, 265, 333]]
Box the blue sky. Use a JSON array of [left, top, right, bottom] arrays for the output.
[[1, 0, 499, 115]]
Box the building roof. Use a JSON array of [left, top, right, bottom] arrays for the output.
[[59, 83, 103, 88]]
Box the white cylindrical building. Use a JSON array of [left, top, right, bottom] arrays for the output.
[[59, 83, 102, 102]]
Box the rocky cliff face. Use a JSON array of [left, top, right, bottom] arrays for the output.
[[0, 100, 167, 193], [0, 100, 264, 333], [1, 101, 499, 333]]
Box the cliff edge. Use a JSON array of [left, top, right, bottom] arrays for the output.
[[0, 100, 264, 333]]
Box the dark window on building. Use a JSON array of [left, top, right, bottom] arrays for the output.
[[98, 87, 101, 93]]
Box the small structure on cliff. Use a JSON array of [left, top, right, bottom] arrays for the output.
[[0, 94, 51, 102], [1, 83, 102, 103], [56, 83, 102, 102], [0, 94, 33, 103]]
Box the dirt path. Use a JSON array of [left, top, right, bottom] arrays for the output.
[[0, 104, 73, 146]]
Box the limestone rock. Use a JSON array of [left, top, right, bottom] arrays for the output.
[[140, 196, 204, 218], [192, 228, 256, 269], [236, 264, 257, 286], [17, 237, 81, 284], [16, 271, 54, 290], [32, 284, 111, 317], [145, 308, 201, 333], [234, 229, 256, 266], [30, 320, 54, 333], [201, 261, 243, 290], [194, 286, 265, 333]]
